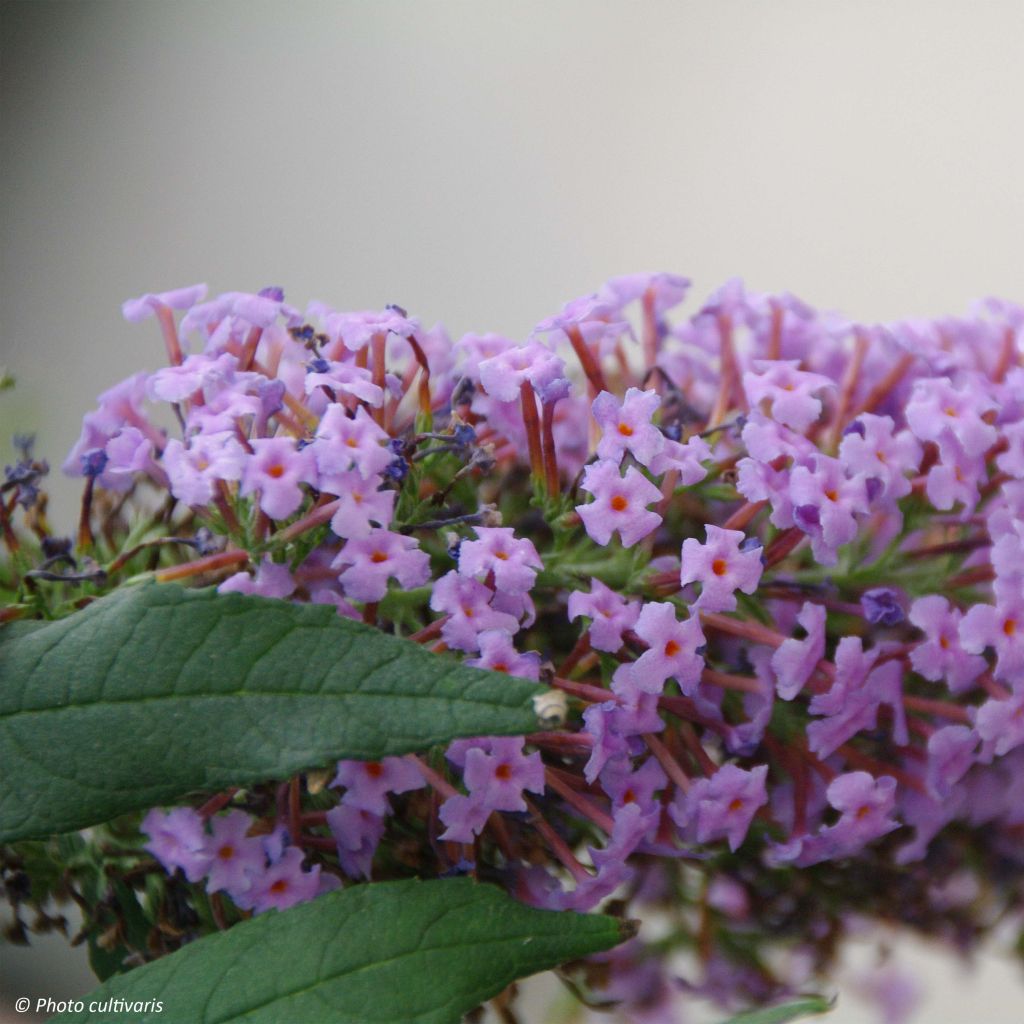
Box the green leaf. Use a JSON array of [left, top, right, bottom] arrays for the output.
[[57, 878, 633, 1024], [717, 995, 836, 1024], [0, 583, 546, 841]]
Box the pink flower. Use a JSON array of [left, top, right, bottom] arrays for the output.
[[576, 460, 663, 548], [319, 471, 396, 539], [428, 571, 520, 653], [673, 764, 768, 852], [567, 578, 641, 653], [679, 525, 763, 613], [240, 437, 316, 520], [458, 527, 542, 597], [478, 341, 567, 403], [613, 601, 705, 697], [312, 405, 392, 479], [591, 388, 665, 467], [838, 414, 922, 501], [906, 376, 998, 458], [908, 596, 986, 693], [331, 756, 425, 816], [122, 284, 208, 322], [466, 630, 541, 679], [249, 847, 321, 913], [162, 431, 246, 507], [742, 359, 835, 432], [332, 530, 430, 602], [771, 601, 826, 700]]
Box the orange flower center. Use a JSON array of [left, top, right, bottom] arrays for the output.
[[269, 879, 289, 895], [494, 550, 509, 560], [664, 640, 680, 657], [267, 464, 285, 479], [217, 844, 235, 861], [365, 762, 384, 779], [492, 662, 509, 673], [370, 551, 388, 563], [1004, 618, 1018, 637], [727, 798, 744, 813], [610, 495, 628, 512], [618, 422, 634, 437], [495, 763, 513, 781], [711, 558, 728, 576]]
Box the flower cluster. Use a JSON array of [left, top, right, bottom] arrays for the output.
[[4, 272, 1024, 1023]]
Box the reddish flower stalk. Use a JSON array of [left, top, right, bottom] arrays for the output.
[[545, 769, 616, 833], [524, 797, 591, 884], [155, 548, 250, 582], [566, 324, 608, 395], [519, 380, 546, 491], [643, 731, 691, 793]]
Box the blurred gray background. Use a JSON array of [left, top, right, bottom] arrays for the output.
[[1, 1, 1023, 1021]]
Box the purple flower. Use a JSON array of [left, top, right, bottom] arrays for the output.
[[162, 432, 247, 507], [466, 630, 541, 679], [312, 405, 392, 479], [861, 588, 905, 626], [679, 525, 763, 613], [582, 693, 663, 783], [908, 595, 986, 693], [926, 725, 978, 799], [218, 557, 295, 599], [742, 359, 834, 432], [591, 388, 665, 467], [437, 793, 492, 842], [599, 272, 690, 316], [205, 811, 266, 900], [304, 358, 384, 407], [807, 637, 907, 758], [599, 756, 667, 817], [331, 756, 425, 815], [925, 447, 985, 512], [576, 459, 663, 548], [458, 527, 542, 597], [326, 804, 386, 879], [533, 292, 632, 352], [478, 341, 566, 403], [462, 737, 545, 813], [771, 601, 826, 700], [613, 601, 705, 697], [141, 807, 211, 882], [959, 584, 1024, 683], [122, 284, 208, 322], [312, 306, 419, 351], [429, 571, 520, 652], [816, 772, 899, 859], [249, 846, 321, 913], [567, 578, 641, 653], [673, 764, 769, 852], [240, 437, 316, 520], [789, 455, 868, 565], [332, 530, 431, 603], [838, 414, 921, 501], [972, 690, 1024, 760], [647, 434, 710, 483], [906, 375, 998, 457], [319, 470, 395, 539]]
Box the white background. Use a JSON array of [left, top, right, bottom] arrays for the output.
[[2, 2, 1023, 1021]]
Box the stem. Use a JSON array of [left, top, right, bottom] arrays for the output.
[[523, 797, 590, 884], [155, 549, 249, 582], [519, 380, 546, 492], [545, 770, 616, 833], [154, 305, 184, 367], [566, 325, 608, 395], [643, 732, 691, 793]]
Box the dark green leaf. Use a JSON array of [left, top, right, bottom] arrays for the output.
[[0, 583, 545, 841], [58, 877, 633, 1024], [717, 994, 836, 1024]]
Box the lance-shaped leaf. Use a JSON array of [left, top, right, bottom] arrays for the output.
[[56, 878, 633, 1024], [0, 583, 545, 841], [717, 995, 836, 1024]]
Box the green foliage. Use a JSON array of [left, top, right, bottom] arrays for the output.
[[56, 878, 633, 1024], [717, 994, 836, 1024], [0, 583, 546, 841]]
